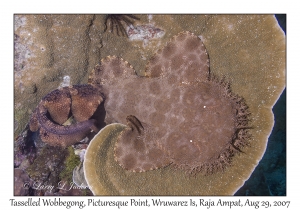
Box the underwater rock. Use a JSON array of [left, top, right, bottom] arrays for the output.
[[14, 129, 37, 169], [14, 14, 105, 137], [14, 168, 33, 196], [25, 145, 68, 193], [127, 24, 165, 47]]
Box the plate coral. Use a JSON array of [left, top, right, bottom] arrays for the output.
[[15, 14, 286, 195]]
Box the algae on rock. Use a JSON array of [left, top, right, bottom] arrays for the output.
[[26, 145, 68, 190], [14, 14, 104, 137], [60, 146, 81, 183]]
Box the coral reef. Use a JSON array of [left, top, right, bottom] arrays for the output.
[[14, 119, 93, 196], [235, 14, 286, 196], [15, 14, 285, 196], [14, 15, 105, 137], [235, 89, 286, 195], [84, 123, 127, 195], [25, 145, 68, 195], [84, 15, 285, 195]]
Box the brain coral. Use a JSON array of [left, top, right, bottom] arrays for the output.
[[83, 15, 285, 195]]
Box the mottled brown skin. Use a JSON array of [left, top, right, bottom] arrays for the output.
[[29, 31, 250, 174], [43, 87, 71, 125], [29, 84, 103, 147], [114, 115, 171, 172], [90, 32, 250, 174]]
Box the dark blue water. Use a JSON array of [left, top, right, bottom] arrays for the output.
[[235, 14, 286, 196]]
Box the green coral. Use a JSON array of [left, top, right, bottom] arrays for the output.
[[59, 146, 81, 182]]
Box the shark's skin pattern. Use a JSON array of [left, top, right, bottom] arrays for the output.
[[30, 32, 250, 174], [89, 32, 251, 174]]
